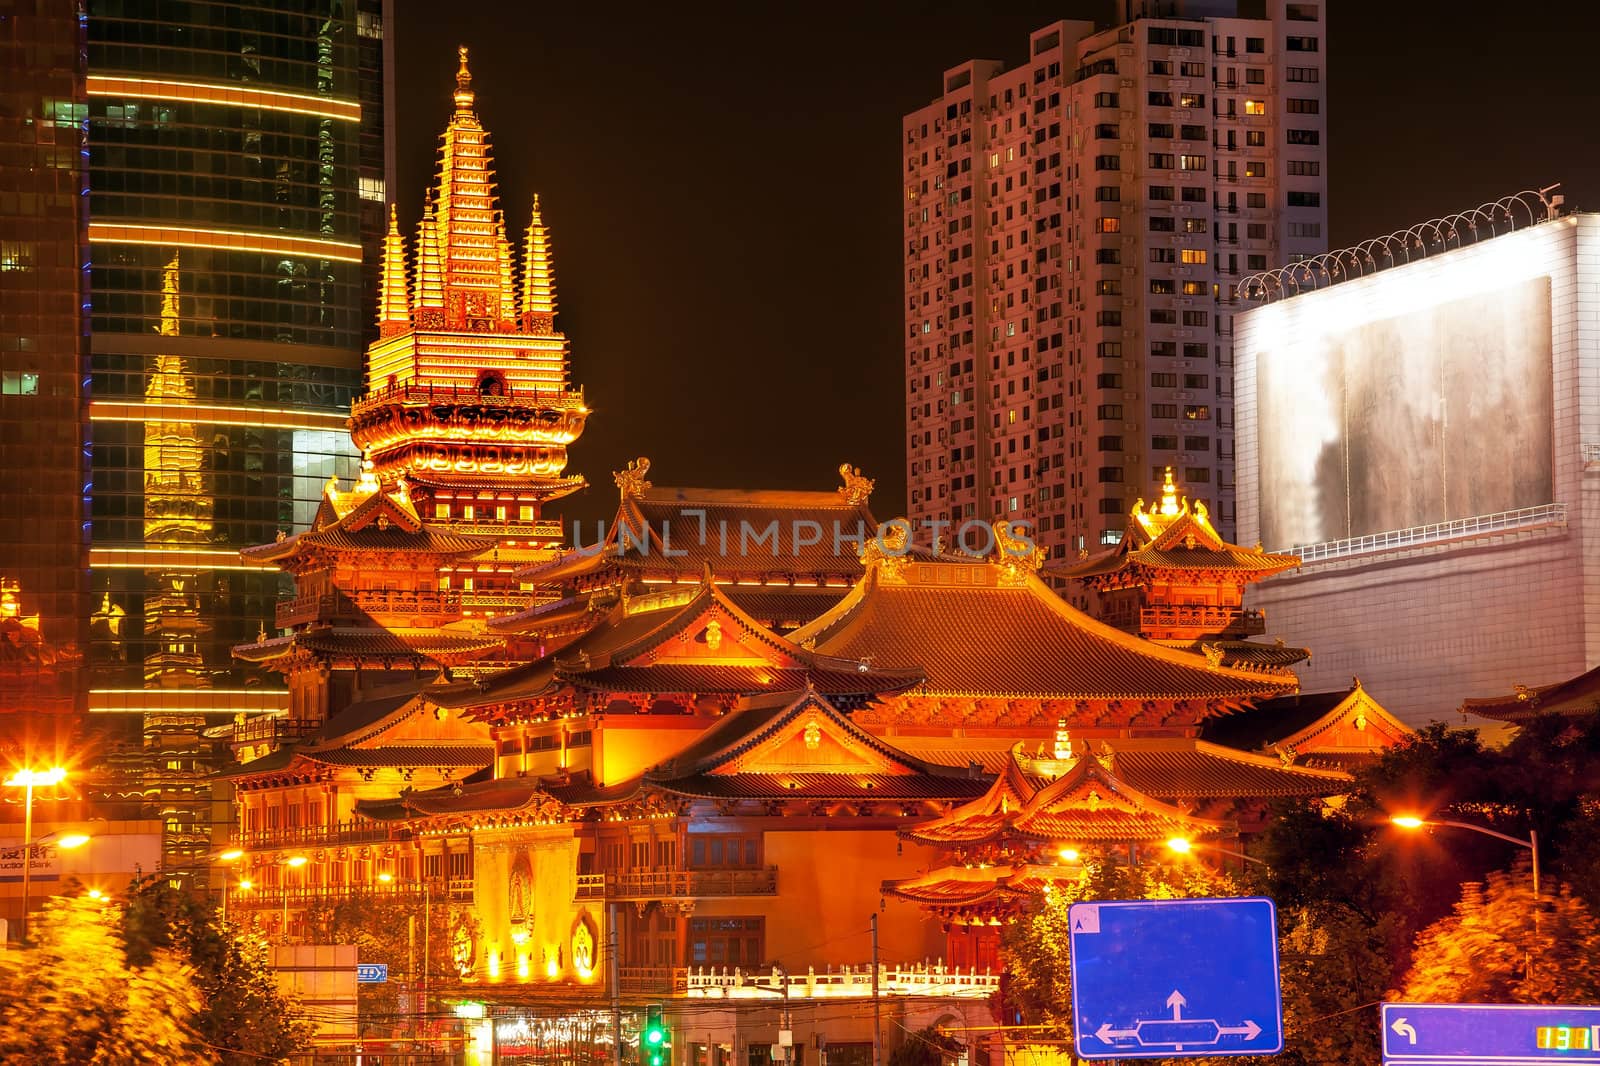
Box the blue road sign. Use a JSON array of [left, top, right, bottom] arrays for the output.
[[1382, 1002, 1600, 1064], [356, 963, 388, 984], [1069, 897, 1283, 1060]]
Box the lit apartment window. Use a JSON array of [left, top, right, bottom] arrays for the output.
[[1178, 154, 1206, 171], [1244, 100, 1266, 115], [1179, 249, 1207, 265], [359, 176, 385, 203]]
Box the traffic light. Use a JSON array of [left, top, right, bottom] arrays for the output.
[[643, 1004, 669, 1066]]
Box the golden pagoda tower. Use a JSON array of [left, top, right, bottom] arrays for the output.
[[351, 46, 587, 581]]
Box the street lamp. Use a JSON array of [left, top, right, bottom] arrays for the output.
[[1389, 814, 1540, 901], [1165, 837, 1268, 867], [3, 766, 71, 945]]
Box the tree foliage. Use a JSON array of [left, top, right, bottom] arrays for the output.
[[1399, 869, 1600, 1003], [0, 894, 211, 1065], [123, 877, 312, 1065], [887, 1025, 964, 1066], [303, 890, 479, 1024]]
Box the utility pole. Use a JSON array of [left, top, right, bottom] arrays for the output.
[[609, 902, 623, 1066], [871, 913, 881, 1066]]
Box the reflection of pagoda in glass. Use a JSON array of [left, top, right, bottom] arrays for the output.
[[142, 254, 214, 690]]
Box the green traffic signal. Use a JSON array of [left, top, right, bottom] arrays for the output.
[[644, 1003, 669, 1056]]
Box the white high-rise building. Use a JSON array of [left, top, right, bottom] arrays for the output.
[[902, 1, 1327, 589]]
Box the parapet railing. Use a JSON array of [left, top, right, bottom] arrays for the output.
[[680, 961, 1001, 999], [1288, 503, 1567, 563]]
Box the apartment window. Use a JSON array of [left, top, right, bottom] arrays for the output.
[[1183, 405, 1211, 420], [1150, 309, 1177, 324], [1183, 343, 1209, 359], [1149, 185, 1175, 201], [1098, 435, 1124, 451], [1149, 60, 1173, 75], [1095, 122, 1120, 139], [1151, 215, 1176, 232], [1287, 191, 1321, 208], [1097, 341, 1124, 358], [1287, 129, 1321, 145], [1288, 221, 1323, 238], [1181, 187, 1207, 203], [1287, 160, 1321, 176], [1178, 154, 1206, 171], [1184, 218, 1207, 233], [1149, 123, 1174, 138], [1095, 186, 1121, 202], [1247, 192, 1267, 208], [1094, 92, 1120, 107], [1181, 280, 1207, 296], [690, 918, 764, 968], [1286, 36, 1320, 51], [1178, 92, 1205, 108], [1152, 435, 1178, 450], [1151, 403, 1178, 419], [1286, 2, 1319, 18], [1149, 153, 1175, 169], [1148, 91, 1173, 107], [1245, 37, 1265, 53], [1185, 436, 1211, 451], [1150, 279, 1175, 295], [1096, 404, 1124, 420], [1244, 100, 1266, 115], [1185, 467, 1211, 483], [1151, 341, 1178, 357], [1150, 247, 1176, 263], [1095, 248, 1122, 264], [1183, 374, 1210, 390], [1099, 499, 1125, 516], [1095, 155, 1122, 171], [1246, 68, 1265, 84], [1095, 216, 1122, 233], [1151, 372, 1178, 388], [1287, 98, 1321, 114], [1097, 467, 1125, 484], [1245, 161, 1266, 178], [1181, 310, 1209, 327], [1246, 130, 1266, 146], [1247, 254, 1268, 270], [1287, 66, 1320, 83], [1096, 373, 1123, 389], [1096, 279, 1122, 296], [1097, 310, 1123, 326], [1247, 223, 1268, 239], [1179, 249, 1207, 265], [1180, 124, 1207, 140], [1180, 61, 1206, 77]]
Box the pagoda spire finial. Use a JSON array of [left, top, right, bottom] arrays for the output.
[[378, 204, 410, 337], [1158, 467, 1181, 517], [453, 45, 474, 114], [413, 199, 445, 327], [521, 194, 557, 333]]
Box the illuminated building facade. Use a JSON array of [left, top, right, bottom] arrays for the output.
[[82, 0, 394, 873], [902, 0, 1328, 571], [1234, 198, 1600, 726], [0, 1, 91, 757]]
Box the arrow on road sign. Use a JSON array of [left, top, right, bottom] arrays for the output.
[[1391, 1017, 1418, 1045], [1219, 1021, 1262, 1041], [1168, 991, 1186, 1021], [1096, 1023, 1139, 1043]]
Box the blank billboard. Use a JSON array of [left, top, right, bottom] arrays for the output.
[[1255, 275, 1553, 548]]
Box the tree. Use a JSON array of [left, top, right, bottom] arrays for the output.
[[1274, 903, 1394, 1066], [0, 894, 211, 1064], [887, 1026, 963, 1066], [1398, 868, 1600, 1003], [123, 877, 313, 1065]]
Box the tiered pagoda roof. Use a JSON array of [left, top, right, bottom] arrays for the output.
[[425, 569, 923, 721], [1202, 680, 1413, 768], [1460, 663, 1600, 723], [491, 460, 887, 637], [789, 534, 1298, 730], [1052, 469, 1307, 670]]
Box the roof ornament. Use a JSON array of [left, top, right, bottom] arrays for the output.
[[1158, 467, 1181, 517], [993, 520, 1046, 586], [453, 44, 475, 113], [1052, 719, 1075, 762], [1200, 643, 1225, 668], [256, 622, 268, 644], [614, 457, 652, 501], [860, 519, 911, 582], [837, 463, 875, 506]]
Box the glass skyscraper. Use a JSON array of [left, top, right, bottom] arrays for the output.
[[77, 0, 393, 872]]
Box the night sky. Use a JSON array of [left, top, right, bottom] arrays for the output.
[[396, 2, 1600, 528]]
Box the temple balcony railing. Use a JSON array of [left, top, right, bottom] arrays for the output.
[[460, 590, 538, 612], [1288, 503, 1569, 563], [351, 381, 586, 417], [233, 878, 452, 909], [230, 716, 320, 747], [622, 961, 1000, 1000], [237, 820, 402, 851], [574, 867, 779, 901], [1138, 605, 1263, 635]]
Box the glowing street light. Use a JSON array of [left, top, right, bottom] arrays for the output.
[[1389, 814, 1540, 900], [1165, 836, 1267, 866], [3, 765, 69, 944], [219, 849, 244, 862], [1057, 847, 1081, 863], [56, 833, 91, 850]]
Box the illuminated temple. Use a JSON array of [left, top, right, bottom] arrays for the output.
[[223, 50, 1411, 1064]]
